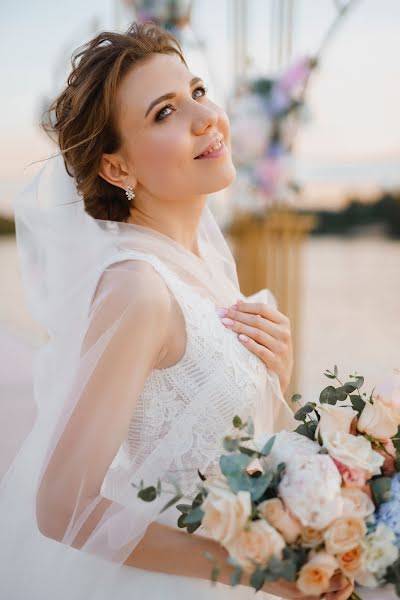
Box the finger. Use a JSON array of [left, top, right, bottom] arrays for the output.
[[222, 307, 281, 338], [324, 581, 354, 600], [327, 573, 350, 592], [222, 318, 279, 351], [235, 299, 287, 325], [237, 331, 279, 371]]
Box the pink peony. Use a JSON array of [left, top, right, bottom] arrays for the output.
[[332, 458, 370, 488]]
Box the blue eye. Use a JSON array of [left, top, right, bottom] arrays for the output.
[[155, 85, 208, 122]]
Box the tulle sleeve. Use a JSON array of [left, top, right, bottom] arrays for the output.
[[35, 258, 174, 560]]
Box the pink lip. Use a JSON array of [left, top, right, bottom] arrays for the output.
[[195, 142, 226, 160]]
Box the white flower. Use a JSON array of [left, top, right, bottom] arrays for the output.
[[255, 430, 319, 471], [357, 399, 398, 440], [356, 523, 399, 587], [324, 431, 384, 476], [278, 453, 343, 530], [201, 482, 251, 545], [315, 404, 358, 444]]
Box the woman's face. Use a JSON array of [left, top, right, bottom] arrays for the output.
[[114, 52, 236, 205]]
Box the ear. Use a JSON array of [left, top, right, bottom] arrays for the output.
[[98, 154, 137, 190]]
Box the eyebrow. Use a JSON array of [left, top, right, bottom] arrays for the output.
[[145, 76, 203, 118]]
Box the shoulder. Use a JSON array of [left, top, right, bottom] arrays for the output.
[[83, 257, 172, 360], [94, 257, 172, 317]]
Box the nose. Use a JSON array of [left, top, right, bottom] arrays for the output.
[[192, 102, 219, 135]]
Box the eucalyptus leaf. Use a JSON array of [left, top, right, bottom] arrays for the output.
[[319, 386, 337, 405], [250, 567, 265, 592], [177, 513, 188, 528], [350, 394, 366, 413], [295, 421, 317, 440], [230, 567, 242, 587], [247, 416, 255, 437], [197, 468, 206, 481], [223, 436, 240, 452], [335, 386, 349, 402], [137, 486, 157, 502], [291, 393, 302, 402], [294, 403, 316, 421], [233, 415, 243, 428], [187, 521, 202, 534], [261, 435, 276, 456], [176, 503, 192, 514], [184, 506, 204, 524], [160, 493, 183, 513], [250, 472, 273, 501], [219, 453, 252, 477]]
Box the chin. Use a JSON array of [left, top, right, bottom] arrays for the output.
[[206, 163, 237, 194]]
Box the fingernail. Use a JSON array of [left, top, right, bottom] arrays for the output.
[[230, 304, 238, 310], [239, 334, 249, 343], [221, 317, 234, 326], [216, 307, 228, 317]]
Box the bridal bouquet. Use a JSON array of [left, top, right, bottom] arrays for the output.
[[136, 367, 400, 599]]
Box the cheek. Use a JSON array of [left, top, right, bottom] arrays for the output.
[[138, 131, 191, 177]]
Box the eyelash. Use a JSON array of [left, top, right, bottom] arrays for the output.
[[154, 85, 208, 122]]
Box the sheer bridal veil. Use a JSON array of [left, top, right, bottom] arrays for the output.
[[0, 153, 288, 598]]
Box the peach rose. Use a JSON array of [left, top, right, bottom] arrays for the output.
[[224, 519, 285, 574], [373, 368, 400, 423], [201, 483, 251, 545], [315, 404, 358, 444], [258, 498, 301, 544], [324, 516, 367, 555], [301, 526, 326, 548], [341, 488, 375, 519], [297, 551, 339, 596], [357, 399, 398, 440], [337, 544, 364, 578]]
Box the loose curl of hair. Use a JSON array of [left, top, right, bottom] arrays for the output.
[[42, 21, 187, 222]]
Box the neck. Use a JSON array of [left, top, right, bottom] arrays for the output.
[[127, 195, 207, 258]]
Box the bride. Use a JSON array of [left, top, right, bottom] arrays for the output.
[[1, 21, 353, 600]]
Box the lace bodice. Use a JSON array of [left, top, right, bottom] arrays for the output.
[[100, 250, 292, 508]]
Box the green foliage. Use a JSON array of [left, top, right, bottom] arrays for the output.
[[370, 477, 392, 505]]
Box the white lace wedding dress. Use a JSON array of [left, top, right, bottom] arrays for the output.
[[94, 249, 294, 600]]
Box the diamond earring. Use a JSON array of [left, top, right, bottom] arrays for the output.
[[125, 184, 135, 201]]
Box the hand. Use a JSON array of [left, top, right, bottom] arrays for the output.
[[263, 571, 354, 600], [217, 299, 294, 394]]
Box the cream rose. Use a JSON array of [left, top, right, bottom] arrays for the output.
[[324, 516, 367, 555], [301, 526, 326, 548], [341, 488, 375, 519], [337, 544, 364, 578], [258, 498, 301, 544], [357, 399, 398, 440], [315, 404, 358, 443], [201, 483, 251, 545], [224, 519, 285, 574], [296, 551, 338, 596], [324, 431, 384, 476]]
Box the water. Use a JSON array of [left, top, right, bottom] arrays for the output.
[[298, 234, 400, 400]]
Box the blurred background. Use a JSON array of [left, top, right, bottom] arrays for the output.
[[1, 0, 400, 466]]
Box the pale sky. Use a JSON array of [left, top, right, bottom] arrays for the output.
[[1, 0, 400, 210]]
